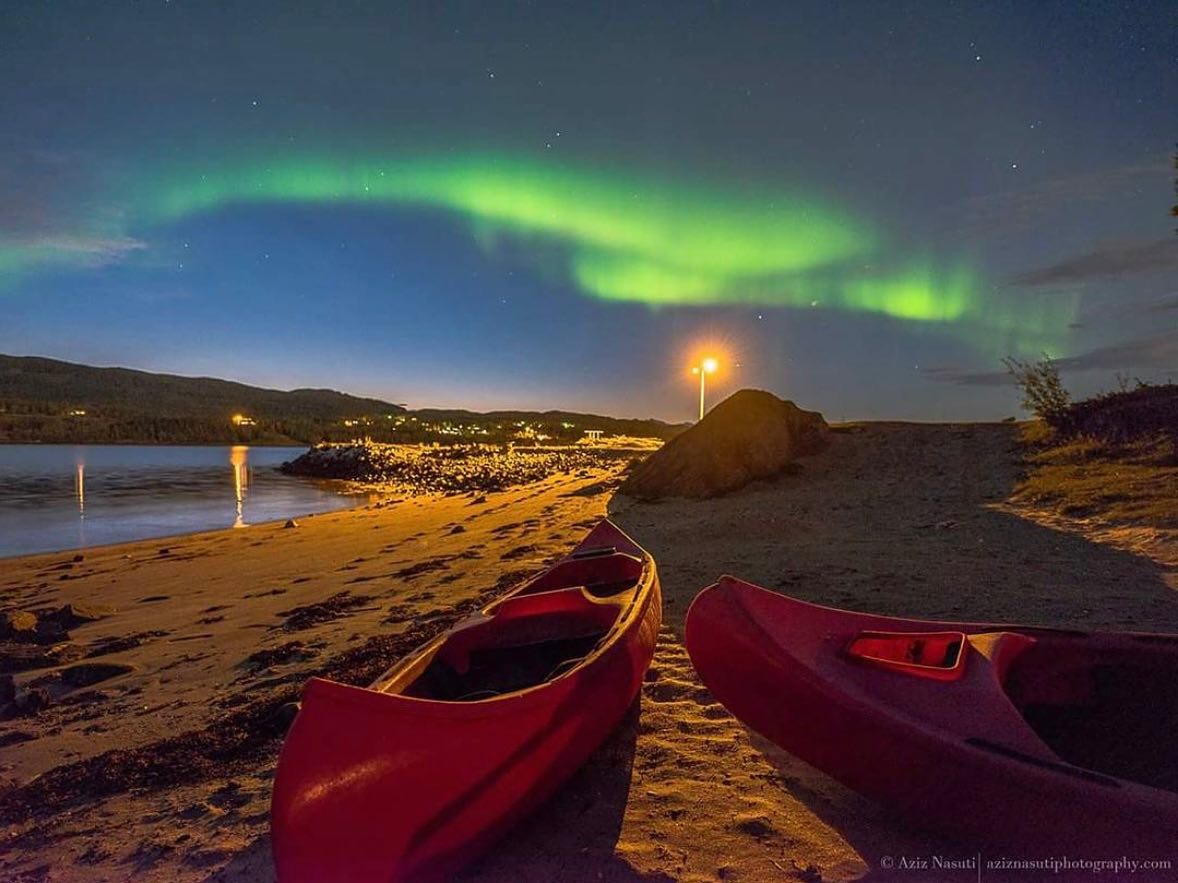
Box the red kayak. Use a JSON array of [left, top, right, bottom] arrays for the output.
[[685, 576, 1178, 855], [271, 520, 660, 882]]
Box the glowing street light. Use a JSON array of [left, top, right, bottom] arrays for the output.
[[691, 357, 718, 420]]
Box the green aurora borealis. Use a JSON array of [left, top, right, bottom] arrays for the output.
[[0, 148, 1077, 360], [123, 151, 1070, 354]]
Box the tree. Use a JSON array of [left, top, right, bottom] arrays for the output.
[[1003, 355, 1071, 426]]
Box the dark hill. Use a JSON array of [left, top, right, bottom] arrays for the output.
[[618, 389, 829, 500], [0, 354, 684, 446], [0, 354, 400, 420]]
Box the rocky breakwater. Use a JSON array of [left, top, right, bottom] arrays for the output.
[[281, 442, 646, 496]]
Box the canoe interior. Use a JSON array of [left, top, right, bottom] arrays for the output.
[[403, 630, 608, 701], [399, 550, 644, 702], [1003, 636, 1178, 793]]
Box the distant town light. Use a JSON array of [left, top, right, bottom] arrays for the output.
[[232, 413, 256, 427]]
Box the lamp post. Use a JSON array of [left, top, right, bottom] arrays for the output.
[[691, 357, 718, 421]]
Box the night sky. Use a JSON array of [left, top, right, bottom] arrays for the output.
[[2, 1, 1175, 422]]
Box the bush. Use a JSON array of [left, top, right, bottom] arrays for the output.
[[1003, 355, 1070, 426]]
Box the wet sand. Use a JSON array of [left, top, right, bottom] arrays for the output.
[[1, 423, 1175, 882]]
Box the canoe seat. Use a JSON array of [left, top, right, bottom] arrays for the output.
[[403, 630, 608, 701], [509, 553, 643, 598]]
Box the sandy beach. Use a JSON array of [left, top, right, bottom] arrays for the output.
[[2, 423, 1176, 883]]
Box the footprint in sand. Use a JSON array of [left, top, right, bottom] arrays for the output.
[[405, 591, 436, 602], [392, 559, 452, 580], [244, 588, 288, 599]]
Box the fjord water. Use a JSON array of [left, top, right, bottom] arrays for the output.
[[0, 445, 362, 558]]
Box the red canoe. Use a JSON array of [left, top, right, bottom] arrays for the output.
[[685, 576, 1178, 854], [271, 520, 661, 882]]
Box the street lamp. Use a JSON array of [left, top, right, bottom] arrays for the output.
[[691, 357, 718, 420]]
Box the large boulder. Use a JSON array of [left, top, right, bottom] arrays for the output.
[[618, 389, 829, 500]]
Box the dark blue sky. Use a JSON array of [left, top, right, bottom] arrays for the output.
[[1, 1, 1175, 421]]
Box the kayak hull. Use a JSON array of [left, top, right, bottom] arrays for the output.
[[684, 577, 1178, 855], [271, 520, 661, 882]]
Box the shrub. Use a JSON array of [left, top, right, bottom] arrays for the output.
[[1003, 355, 1070, 426]]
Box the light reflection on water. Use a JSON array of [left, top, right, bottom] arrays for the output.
[[0, 445, 367, 558]]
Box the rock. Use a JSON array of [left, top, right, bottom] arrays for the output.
[[60, 661, 136, 687], [14, 686, 52, 716], [448, 524, 466, 534], [51, 603, 115, 629], [618, 389, 829, 500], [73, 554, 85, 562], [0, 611, 38, 641], [0, 674, 14, 705], [283, 519, 299, 529]]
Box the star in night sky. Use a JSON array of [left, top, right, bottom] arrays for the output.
[[0, 0, 1174, 421]]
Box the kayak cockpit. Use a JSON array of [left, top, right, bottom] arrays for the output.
[[376, 550, 646, 702], [1002, 636, 1178, 793]]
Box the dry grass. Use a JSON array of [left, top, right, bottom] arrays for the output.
[[1012, 428, 1178, 528]]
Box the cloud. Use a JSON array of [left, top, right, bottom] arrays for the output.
[[923, 329, 1178, 386], [1146, 295, 1178, 312], [919, 366, 1013, 387], [1053, 331, 1178, 373], [1011, 238, 1178, 287], [946, 157, 1171, 236], [0, 234, 147, 277]]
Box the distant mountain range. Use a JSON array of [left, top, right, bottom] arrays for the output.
[[0, 354, 683, 445]]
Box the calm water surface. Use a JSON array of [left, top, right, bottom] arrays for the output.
[[0, 445, 364, 558]]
